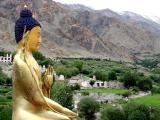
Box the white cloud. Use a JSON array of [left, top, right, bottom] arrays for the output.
[[53, 0, 160, 17]]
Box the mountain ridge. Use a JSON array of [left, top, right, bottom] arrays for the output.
[[0, 0, 160, 62]]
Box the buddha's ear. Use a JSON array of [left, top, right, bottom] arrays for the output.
[[16, 31, 30, 51], [22, 31, 30, 49], [23, 31, 30, 41]]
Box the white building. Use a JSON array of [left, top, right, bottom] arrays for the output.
[[93, 81, 124, 88], [0, 54, 12, 63], [69, 76, 82, 85], [58, 75, 65, 81], [74, 79, 123, 88]]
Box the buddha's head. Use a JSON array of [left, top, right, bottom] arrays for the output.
[[15, 8, 41, 52]]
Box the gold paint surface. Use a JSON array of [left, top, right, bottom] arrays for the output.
[[12, 27, 77, 120]]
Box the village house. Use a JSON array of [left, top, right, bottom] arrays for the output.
[[0, 54, 12, 63], [68, 75, 124, 88]]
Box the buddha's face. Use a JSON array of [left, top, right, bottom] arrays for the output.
[[28, 26, 41, 52]]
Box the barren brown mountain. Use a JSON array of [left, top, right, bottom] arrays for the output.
[[0, 0, 160, 61]]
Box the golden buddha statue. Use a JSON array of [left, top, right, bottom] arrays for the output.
[[12, 8, 77, 120]]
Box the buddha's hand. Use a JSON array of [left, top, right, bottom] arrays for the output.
[[44, 65, 54, 81], [63, 108, 77, 119], [42, 65, 54, 96]]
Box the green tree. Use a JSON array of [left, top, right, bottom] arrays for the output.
[[51, 82, 74, 109], [149, 74, 160, 83], [94, 70, 108, 82], [138, 104, 150, 120], [121, 72, 138, 88], [55, 65, 79, 78], [78, 97, 100, 120], [123, 102, 139, 119], [124, 103, 150, 120], [81, 67, 92, 75], [32, 51, 45, 61], [151, 86, 160, 94], [137, 77, 152, 91], [101, 107, 126, 120], [0, 105, 12, 120], [73, 60, 83, 72], [70, 83, 80, 90], [108, 71, 117, 80], [101, 72, 108, 83], [101, 112, 109, 120], [139, 59, 158, 68], [150, 107, 160, 120], [39, 58, 55, 66], [6, 77, 12, 86], [94, 70, 102, 80], [32, 51, 55, 67], [128, 110, 147, 120], [0, 49, 11, 56]]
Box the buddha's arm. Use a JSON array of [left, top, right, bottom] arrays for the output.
[[44, 97, 77, 117], [14, 57, 48, 106]]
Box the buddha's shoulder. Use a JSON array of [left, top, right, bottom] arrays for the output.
[[13, 53, 27, 69]]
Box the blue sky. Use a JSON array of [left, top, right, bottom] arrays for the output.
[[53, 0, 160, 17]]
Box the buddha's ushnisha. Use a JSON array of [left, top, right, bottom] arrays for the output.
[[12, 6, 77, 120]]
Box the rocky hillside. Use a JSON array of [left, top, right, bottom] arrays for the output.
[[0, 0, 160, 61]]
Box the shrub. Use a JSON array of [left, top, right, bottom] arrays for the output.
[[108, 71, 117, 80], [81, 91, 89, 96], [123, 102, 140, 119], [94, 70, 102, 80], [111, 68, 124, 74], [129, 86, 139, 94], [152, 68, 160, 74], [122, 91, 131, 97], [124, 103, 150, 120], [150, 107, 160, 120], [121, 72, 138, 88], [151, 86, 160, 94], [0, 88, 11, 94], [78, 97, 100, 120], [137, 77, 152, 91], [55, 65, 79, 78], [32, 51, 45, 61], [94, 70, 108, 82], [0, 95, 7, 102], [137, 104, 150, 120], [101, 107, 126, 120], [73, 60, 83, 72], [149, 74, 160, 83], [81, 67, 92, 75], [70, 83, 80, 90], [51, 82, 74, 109], [39, 58, 54, 66], [0, 50, 11, 56], [6, 77, 12, 86], [0, 105, 12, 120], [128, 110, 147, 120], [138, 59, 158, 68]]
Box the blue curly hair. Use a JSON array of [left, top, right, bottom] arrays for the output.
[[15, 9, 41, 43]]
